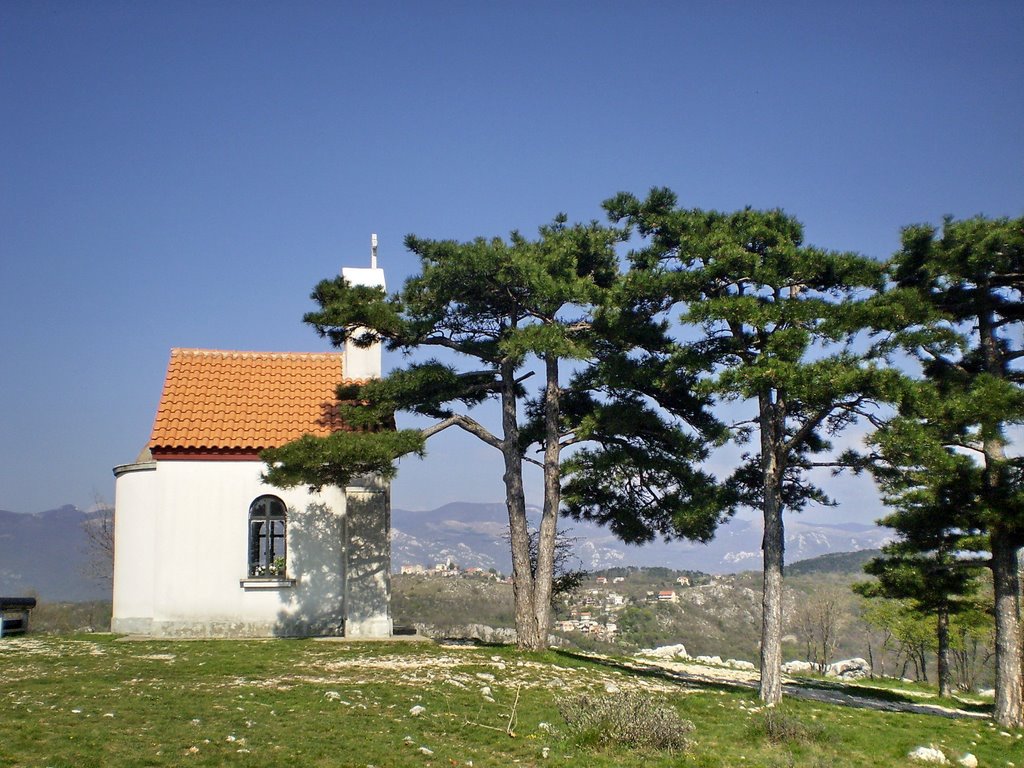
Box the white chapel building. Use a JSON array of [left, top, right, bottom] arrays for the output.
[[111, 261, 391, 638]]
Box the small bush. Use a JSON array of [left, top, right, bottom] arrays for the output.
[[557, 691, 694, 751], [752, 707, 826, 745]]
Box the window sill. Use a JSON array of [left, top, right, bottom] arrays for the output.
[[239, 577, 296, 590]]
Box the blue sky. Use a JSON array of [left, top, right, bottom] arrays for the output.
[[1, 1, 1021, 522]]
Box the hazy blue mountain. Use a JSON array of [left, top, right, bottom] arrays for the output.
[[0, 506, 111, 601], [392, 502, 892, 575]]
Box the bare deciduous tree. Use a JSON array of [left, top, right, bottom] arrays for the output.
[[793, 587, 845, 673], [82, 495, 114, 587]]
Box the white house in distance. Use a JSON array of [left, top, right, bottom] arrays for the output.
[[111, 257, 391, 638]]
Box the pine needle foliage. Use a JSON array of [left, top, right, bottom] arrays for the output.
[[604, 187, 901, 705], [263, 213, 731, 650], [866, 214, 1024, 726]]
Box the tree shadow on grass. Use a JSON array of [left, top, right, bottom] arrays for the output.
[[553, 649, 992, 720], [789, 678, 992, 715], [552, 648, 754, 696]]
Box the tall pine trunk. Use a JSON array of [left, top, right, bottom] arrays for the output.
[[500, 360, 541, 650], [530, 354, 561, 649], [759, 391, 785, 705], [937, 605, 951, 699], [980, 303, 1023, 727], [991, 527, 1023, 727]]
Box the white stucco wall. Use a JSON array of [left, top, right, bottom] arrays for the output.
[[112, 459, 392, 638], [111, 461, 158, 634], [343, 476, 392, 637]]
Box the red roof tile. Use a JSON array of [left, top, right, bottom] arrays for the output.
[[149, 349, 354, 458]]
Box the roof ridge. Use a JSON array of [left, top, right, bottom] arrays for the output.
[[170, 348, 343, 359]]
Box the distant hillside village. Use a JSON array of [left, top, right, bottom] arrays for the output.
[[553, 572, 706, 641], [399, 560, 506, 580]]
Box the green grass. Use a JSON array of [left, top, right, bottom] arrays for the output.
[[1, 634, 1021, 768]]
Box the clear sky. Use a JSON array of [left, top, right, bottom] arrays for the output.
[[2, 1, 1021, 522]]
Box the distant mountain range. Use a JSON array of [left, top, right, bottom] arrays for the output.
[[391, 502, 892, 575], [0, 506, 112, 602], [0, 502, 892, 601]]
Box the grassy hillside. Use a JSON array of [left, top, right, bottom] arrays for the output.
[[1, 634, 1015, 768], [392, 557, 995, 690], [392, 566, 860, 664], [392, 573, 515, 633]]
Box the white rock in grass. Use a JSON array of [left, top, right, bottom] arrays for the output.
[[695, 655, 723, 666], [826, 658, 870, 680], [726, 659, 756, 671], [908, 745, 949, 764], [604, 683, 620, 693], [958, 754, 978, 768], [480, 686, 492, 698], [410, 705, 426, 717], [637, 644, 689, 660], [418, 747, 434, 756], [325, 691, 342, 701]]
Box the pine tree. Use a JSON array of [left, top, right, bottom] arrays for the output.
[[855, 456, 985, 697], [605, 188, 898, 704], [264, 214, 728, 650], [881, 214, 1024, 726]]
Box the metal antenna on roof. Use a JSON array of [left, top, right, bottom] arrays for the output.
[[371, 233, 378, 269]]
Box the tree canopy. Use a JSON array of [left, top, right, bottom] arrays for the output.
[[605, 187, 899, 703], [264, 213, 731, 650], [871, 214, 1024, 725]]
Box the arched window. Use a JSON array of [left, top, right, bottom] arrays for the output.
[[248, 495, 287, 577]]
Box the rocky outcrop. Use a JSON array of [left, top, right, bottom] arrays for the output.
[[413, 622, 568, 647], [782, 657, 870, 679], [637, 643, 689, 660], [725, 658, 756, 671], [415, 622, 517, 644], [636, 645, 757, 672], [825, 658, 870, 679]]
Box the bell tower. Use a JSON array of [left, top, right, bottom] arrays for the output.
[[340, 233, 386, 381]]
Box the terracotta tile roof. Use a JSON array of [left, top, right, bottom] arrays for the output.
[[149, 349, 355, 458]]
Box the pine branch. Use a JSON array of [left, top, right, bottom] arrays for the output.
[[420, 414, 502, 450]]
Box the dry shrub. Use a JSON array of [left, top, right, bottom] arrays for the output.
[[557, 691, 694, 751], [753, 707, 826, 745]]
